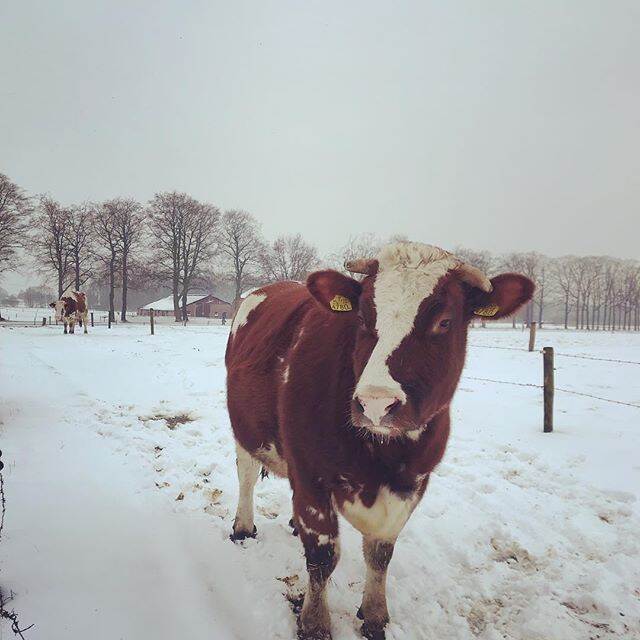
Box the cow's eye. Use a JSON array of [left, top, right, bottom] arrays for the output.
[[431, 317, 452, 335]]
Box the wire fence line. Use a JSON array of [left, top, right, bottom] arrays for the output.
[[469, 343, 640, 366], [462, 376, 542, 389], [553, 353, 640, 366], [462, 375, 640, 409]]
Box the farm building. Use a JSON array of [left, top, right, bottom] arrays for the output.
[[137, 294, 232, 318]]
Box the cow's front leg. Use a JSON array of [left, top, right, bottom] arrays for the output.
[[294, 492, 339, 640], [63, 320, 68, 334], [358, 537, 395, 640], [83, 313, 88, 333]]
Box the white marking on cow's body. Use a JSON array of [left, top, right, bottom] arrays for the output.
[[253, 442, 288, 477], [292, 327, 305, 350], [337, 485, 420, 541], [231, 292, 266, 335], [282, 364, 290, 384], [298, 516, 335, 546], [306, 505, 325, 521], [405, 427, 424, 441]]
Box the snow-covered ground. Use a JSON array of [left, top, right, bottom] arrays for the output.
[[1, 324, 639, 639]]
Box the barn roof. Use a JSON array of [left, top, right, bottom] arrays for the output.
[[140, 294, 211, 311]]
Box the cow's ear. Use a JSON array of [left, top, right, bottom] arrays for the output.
[[467, 273, 534, 320], [307, 270, 362, 313]]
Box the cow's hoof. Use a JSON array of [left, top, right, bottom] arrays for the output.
[[297, 620, 332, 640], [360, 622, 386, 640], [297, 629, 332, 640], [289, 517, 299, 536], [229, 525, 257, 542]]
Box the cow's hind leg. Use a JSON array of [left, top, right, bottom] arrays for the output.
[[230, 442, 261, 541], [357, 537, 395, 640], [83, 312, 88, 333]]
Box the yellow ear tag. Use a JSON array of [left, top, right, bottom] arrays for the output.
[[474, 304, 499, 317], [329, 295, 353, 312]]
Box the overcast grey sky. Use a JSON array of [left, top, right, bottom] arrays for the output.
[[1, 0, 639, 291]]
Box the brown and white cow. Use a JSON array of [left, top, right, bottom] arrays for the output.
[[49, 291, 89, 334], [225, 242, 533, 640]]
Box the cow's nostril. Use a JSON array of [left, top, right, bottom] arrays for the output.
[[353, 397, 365, 414], [385, 399, 401, 415]]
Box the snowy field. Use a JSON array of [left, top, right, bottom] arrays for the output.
[[1, 323, 639, 639]]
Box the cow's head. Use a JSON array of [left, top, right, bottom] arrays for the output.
[[49, 300, 66, 321], [307, 242, 534, 439]]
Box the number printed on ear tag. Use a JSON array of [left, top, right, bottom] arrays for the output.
[[474, 304, 499, 317], [330, 295, 353, 312]]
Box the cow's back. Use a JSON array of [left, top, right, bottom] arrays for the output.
[[226, 282, 313, 452]]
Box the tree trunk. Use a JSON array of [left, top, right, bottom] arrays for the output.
[[173, 272, 181, 322], [182, 293, 188, 322], [109, 255, 116, 323], [75, 254, 80, 291], [121, 253, 128, 322], [563, 292, 569, 329], [58, 271, 64, 299]]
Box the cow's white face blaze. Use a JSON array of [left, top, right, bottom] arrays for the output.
[[50, 300, 66, 322], [354, 244, 460, 426]]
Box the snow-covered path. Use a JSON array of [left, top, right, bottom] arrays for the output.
[[1, 324, 639, 639], [0, 327, 263, 640]]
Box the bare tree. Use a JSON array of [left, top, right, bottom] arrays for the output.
[[550, 257, 574, 329], [93, 200, 121, 323], [219, 210, 263, 306], [0, 173, 32, 275], [32, 197, 73, 298], [18, 284, 55, 308], [147, 192, 185, 322], [260, 233, 319, 282], [67, 202, 95, 291], [113, 199, 144, 322], [178, 201, 219, 321], [148, 192, 219, 321]]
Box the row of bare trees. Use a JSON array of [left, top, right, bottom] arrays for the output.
[[0, 173, 321, 322], [2, 172, 638, 329], [457, 249, 640, 331]]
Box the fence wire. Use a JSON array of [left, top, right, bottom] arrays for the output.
[[554, 353, 640, 365], [462, 376, 640, 409], [470, 344, 640, 366]]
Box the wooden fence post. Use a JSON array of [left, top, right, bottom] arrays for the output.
[[108, 312, 112, 329], [543, 346, 554, 433], [150, 308, 155, 335], [42, 317, 46, 326], [91, 312, 94, 327], [528, 321, 537, 352]]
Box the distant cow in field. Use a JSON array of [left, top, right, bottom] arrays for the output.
[[49, 291, 89, 334], [225, 242, 533, 640]]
